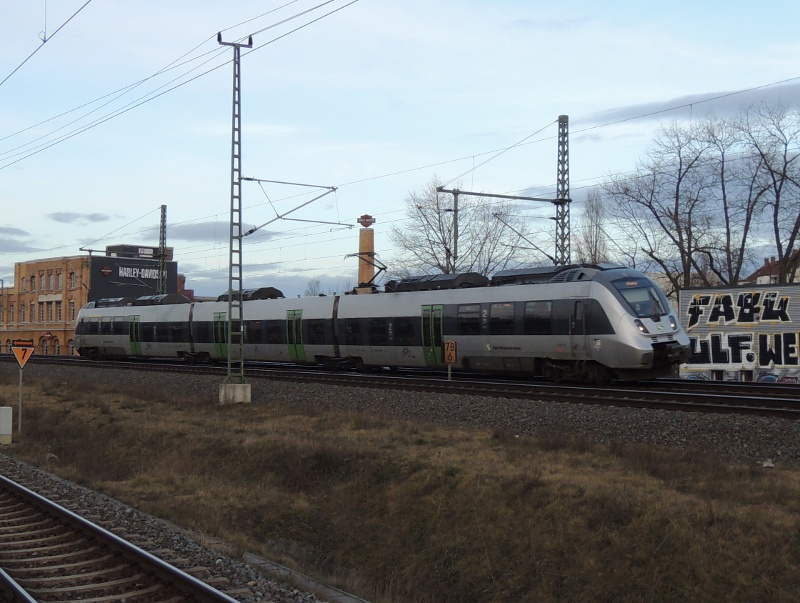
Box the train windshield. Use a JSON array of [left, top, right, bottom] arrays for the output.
[[612, 278, 669, 318]]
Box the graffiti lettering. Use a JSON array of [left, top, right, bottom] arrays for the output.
[[686, 291, 791, 330], [689, 332, 799, 367]]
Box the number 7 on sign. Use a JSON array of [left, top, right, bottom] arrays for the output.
[[12, 346, 33, 369]]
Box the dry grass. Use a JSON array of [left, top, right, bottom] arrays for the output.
[[2, 369, 800, 603]]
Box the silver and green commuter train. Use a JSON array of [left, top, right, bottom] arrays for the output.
[[74, 264, 691, 382]]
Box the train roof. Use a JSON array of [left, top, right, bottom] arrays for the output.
[[383, 272, 488, 292], [383, 264, 631, 292], [490, 263, 626, 286], [85, 293, 191, 308], [216, 287, 285, 301]]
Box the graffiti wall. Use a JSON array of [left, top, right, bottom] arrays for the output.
[[678, 285, 799, 383]]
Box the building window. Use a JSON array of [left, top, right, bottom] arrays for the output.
[[30, 276, 35, 291], [68, 339, 75, 355], [48, 273, 54, 290], [42, 339, 48, 355], [0, 306, 4, 324], [53, 339, 61, 355], [30, 302, 35, 323], [39, 274, 45, 291], [57, 272, 63, 289], [47, 302, 53, 322], [69, 271, 77, 288], [56, 301, 62, 322], [69, 300, 76, 321], [20, 304, 25, 323], [21, 278, 26, 292], [39, 302, 45, 322], [9, 303, 14, 323]]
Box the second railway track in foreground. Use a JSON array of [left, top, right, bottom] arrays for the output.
[[0, 474, 240, 603]]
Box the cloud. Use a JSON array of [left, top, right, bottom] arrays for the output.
[[580, 81, 800, 127], [0, 226, 30, 237], [0, 225, 39, 253], [138, 221, 281, 243], [47, 212, 112, 224]]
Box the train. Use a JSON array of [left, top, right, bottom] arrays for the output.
[[74, 264, 692, 383]]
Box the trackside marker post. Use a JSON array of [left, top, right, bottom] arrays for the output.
[[444, 340, 457, 381], [11, 339, 34, 433]]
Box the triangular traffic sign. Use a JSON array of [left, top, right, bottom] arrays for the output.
[[12, 346, 33, 369]]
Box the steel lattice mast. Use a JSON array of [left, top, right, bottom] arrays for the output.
[[218, 33, 252, 386], [157, 204, 167, 294], [554, 115, 571, 265]]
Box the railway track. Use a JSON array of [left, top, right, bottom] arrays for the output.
[[7, 356, 800, 419], [0, 474, 239, 603]]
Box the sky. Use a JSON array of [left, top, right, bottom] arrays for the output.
[[1, 0, 799, 298]]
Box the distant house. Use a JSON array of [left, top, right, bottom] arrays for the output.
[[744, 253, 800, 284]]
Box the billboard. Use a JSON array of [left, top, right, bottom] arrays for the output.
[[89, 256, 178, 301], [679, 284, 799, 383]]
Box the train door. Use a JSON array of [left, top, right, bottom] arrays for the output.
[[129, 315, 141, 356], [213, 312, 227, 358], [421, 305, 444, 366], [287, 310, 306, 362], [571, 300, 588, 358]]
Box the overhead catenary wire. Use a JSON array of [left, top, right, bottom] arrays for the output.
[[1, 2, 797, 274], [0, 0, 360, 170], [0, 0, 94, 89]]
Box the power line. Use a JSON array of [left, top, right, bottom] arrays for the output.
[[0, 0, 94, 88], [0, 1, 360, 169]]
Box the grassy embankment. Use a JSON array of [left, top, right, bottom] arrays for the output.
[[1, 370, 799, 603]]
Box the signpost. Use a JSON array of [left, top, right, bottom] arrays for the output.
[[11, 339, 33, 433], [444, 340, 457, 381]]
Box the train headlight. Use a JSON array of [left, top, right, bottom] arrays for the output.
[[668, 315, 678, 330], [634, 319, 649, 334]]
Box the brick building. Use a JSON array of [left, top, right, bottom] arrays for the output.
[[1, 246, 182, 356]]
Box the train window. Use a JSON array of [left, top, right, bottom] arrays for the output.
[[368, 318, 388, 345], [552, 305, 571, 335], [586, 299, 615, 334], [171, 323, 189, 342], [155, 322, 170, 342], [345, 319, 363, 345], [87, 317, 99, 335], [612, 279, 668, 318], [100, 317, 112, 335], [457, 304, 481, 335], [490, 302, 516, 335], [112, 316, 128, 335], [194, 322, 212, 343], [140, 323, 156, 342], [265, 321, 282, 344], [393, 317, 416, 346], [245, 320, 263, 344], [307, 320, 325, 345], [524, 301, 551, 335]]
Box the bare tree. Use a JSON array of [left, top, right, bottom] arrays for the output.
[[573, 188, 609, 264], [304, 279, 322, 297], [604, 121, 716, 295], [696, 116, 764, 285], [739, 105, 800, 283], [388, 177, 532, 278]]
